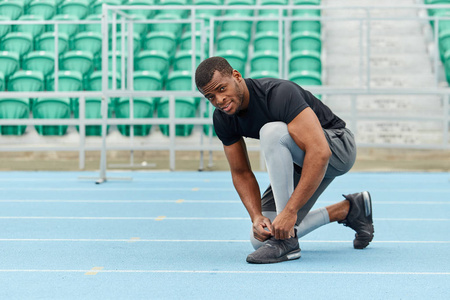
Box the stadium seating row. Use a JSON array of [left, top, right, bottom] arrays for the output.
[[0, 0, 321, 21], [1, 0, 323, 137], [0, 96, 209, 136]]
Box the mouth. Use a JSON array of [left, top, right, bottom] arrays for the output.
[[221, 102, 232, 112]]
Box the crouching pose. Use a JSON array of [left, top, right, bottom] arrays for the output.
[[195, 57, 374, 264]]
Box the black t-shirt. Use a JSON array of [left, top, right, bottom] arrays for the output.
[[213, 78, 346, 146]]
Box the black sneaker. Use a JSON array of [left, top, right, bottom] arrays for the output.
[[339, 191, 374, 249], [246, 233, 301, 264]]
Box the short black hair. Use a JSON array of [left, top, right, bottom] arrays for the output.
[[195, 56, 233, 90]]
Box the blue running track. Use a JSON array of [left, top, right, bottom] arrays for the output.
[[0, 171, 449, 299]]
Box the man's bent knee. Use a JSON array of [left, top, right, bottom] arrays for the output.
[[259, 122, 288, 151]]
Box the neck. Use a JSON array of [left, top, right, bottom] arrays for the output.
[[241, 80, 250, 110]]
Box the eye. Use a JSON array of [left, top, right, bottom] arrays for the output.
[[220, 86, 225, 91]]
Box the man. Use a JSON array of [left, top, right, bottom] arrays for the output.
[[195, 57, 374, 264]]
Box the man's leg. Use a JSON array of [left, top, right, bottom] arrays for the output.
[[250, 122, 372, 251]]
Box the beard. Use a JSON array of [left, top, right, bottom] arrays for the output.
[[232, 80, 246, 115]]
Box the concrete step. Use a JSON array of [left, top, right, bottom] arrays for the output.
[[325, 54, 433, 73], [325, 36, 428, 54]]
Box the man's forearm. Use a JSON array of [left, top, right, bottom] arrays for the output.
[[232, 170, 263, 222]]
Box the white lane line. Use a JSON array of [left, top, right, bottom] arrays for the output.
[[0, 187, 448, 193], [0, 200, 449, 205], [0, 216, 448, 221], [0, 269, 448, 275], [0, 188, 235, 192], [0, 239, 449, 244]]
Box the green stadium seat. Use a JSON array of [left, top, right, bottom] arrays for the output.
[[124, 0, 155, 18], [290, 31, 321, 53], [73, 31, 102, 56], [292, 0, 321, 17], [107, 51, 127, 74], [157, 97, 197, 137], [195, 0, 222, 29], [248, 70, 279, 79], [32, 97, 71, 136], [165, 70, 194, 90], [439, 29, 450, 60], [144, 31, 177, 59], [173, 50, 202, 71], [443, 49, 450, 82], [180, 31, 209, 54], [36, 31, 69, 54], [61, 50, 94, 76], [256, 0, 287, 33], [250, 50, 279, 73], [289, 50, 321, 73], [158, 0, 189, 18], [26, 0, 56, 20], [0, 98, 30, 135], [112, 32, 141, 54], [8, 70, 44, 92], [288, 70, 322, 86], [222, 0, 254, 35], [124, 14, 148, 37], [116, 97, 155, 136], [135, 50, 170, 79], [291, 11, 321, 34], [1, 32, 33, 57], [215, 49, 246, 76], [14, 15, 45, 38], [49, 15, 79, 38], [22, 51, 55, 77], [73, 97, 112, 136], [0, 0, 24, 20], [150, 13, 184, 38], [0, 71, 3, 90], [133, 70, 163, 91], [88, 70, 121, 90], [254, 31, 279, 52], [0, 15, 11, 39], [427, 0, 450, 17], [59, 0, 89, 19], [90, 0, 122, 15], [46, 70, 83, 91], [217, 31, 249, 53], [0, 51, 20, 78], [84, 14, 102, 33]]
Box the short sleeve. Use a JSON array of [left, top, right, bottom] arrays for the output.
[[213, 110, 241, 146], [267, 81, 309, 123]]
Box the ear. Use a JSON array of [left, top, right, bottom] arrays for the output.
[[232, 69, 242, 81]]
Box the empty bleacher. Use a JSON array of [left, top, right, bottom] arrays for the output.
[[0, 0, 324, 138]]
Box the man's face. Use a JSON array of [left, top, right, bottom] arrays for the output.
[[199, 70, 246, 115]]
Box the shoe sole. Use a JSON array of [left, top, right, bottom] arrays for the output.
[[246, 249, 301, 264], [354, 191, 374, 249]]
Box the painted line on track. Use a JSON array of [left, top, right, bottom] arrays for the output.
[[0, 269, 448, 275], [0, 187, 448, 193], [0, 239, 449, 244], [0, 200, 449, 205], [0, 216, 448, 221]]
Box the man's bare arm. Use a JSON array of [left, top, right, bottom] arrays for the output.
[[224, 138, 272, 241]]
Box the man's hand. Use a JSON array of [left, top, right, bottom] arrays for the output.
[[272, 210, 297, 240], [252, 215, 273, 242]]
